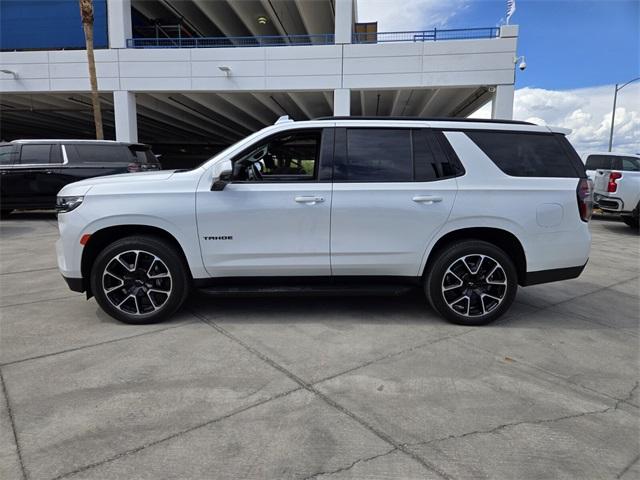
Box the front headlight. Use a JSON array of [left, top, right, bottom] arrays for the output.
[[56, 196, 84, 213]]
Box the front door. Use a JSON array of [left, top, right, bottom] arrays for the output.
[[196, 128, 333, 277], [330, 127, 459, 276]]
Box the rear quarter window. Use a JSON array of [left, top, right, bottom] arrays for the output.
[[71, 144, 133, 163], [466, 131, 583, 178]]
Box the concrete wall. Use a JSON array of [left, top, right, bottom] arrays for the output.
[[0, 35, 517, 94]]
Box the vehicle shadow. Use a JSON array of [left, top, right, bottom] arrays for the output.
[[186, 287, 625, 330], [189, 289, 442, 326], [600, 222, 638, 236]]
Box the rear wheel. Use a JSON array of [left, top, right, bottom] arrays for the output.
[[0, 209, 12, 219], [90, 236, 190, 324], [425, 240, 518, 326]]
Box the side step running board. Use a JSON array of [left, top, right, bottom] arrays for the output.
[[197, 283, 417, 297]]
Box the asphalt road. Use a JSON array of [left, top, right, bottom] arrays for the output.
[[0, 212, 638, 480]]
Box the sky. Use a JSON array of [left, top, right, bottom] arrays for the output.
[[356, 0, 640, 154]]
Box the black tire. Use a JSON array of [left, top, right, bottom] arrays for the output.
[[90, 235, 190, 324], [425, 240, 518, 326], [0, 209, 12, 219], [622, 216, 639, 230]]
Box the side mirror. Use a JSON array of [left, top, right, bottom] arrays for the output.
[[212, 169, 232, 191]]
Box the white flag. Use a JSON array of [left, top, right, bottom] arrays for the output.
[[506, 0, 516, 24]]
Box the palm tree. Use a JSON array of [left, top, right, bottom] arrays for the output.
[[79, 0, 104, 139]]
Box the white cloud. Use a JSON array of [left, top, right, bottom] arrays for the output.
[[356, 0, 469, 31], [471, 84, 640, 156]]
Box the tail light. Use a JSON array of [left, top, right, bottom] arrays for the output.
[[127, 163, 141, 173], [577, 178, 593, 222], [607, 171, 622, 193]]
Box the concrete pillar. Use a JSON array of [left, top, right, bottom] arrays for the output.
[[491, 85, 515, 120], [335, 0, 353, 44], [333, 88, 351, 116], [107, 0, 132, 49], [113, 91, 138, 143]]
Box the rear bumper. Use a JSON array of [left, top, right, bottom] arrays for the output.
[[521, 262, 587, 286], [594, 194, 623, 212], [62, 275, 85, 293]]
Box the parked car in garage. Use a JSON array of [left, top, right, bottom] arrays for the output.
[[0, 140, 160, 216], [593, 157, 640, 229], [56, 116, 592, 326]]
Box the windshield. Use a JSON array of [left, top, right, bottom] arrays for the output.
[[0, 145, 16, 165]]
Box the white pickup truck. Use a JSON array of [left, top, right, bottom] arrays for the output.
[[592, 153, 640, 229]]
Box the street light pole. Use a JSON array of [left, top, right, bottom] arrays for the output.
[[607, 84, 618, 152], [608, 77, 640, 152]]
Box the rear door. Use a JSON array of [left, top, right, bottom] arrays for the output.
[[330, 127, 459, 276]]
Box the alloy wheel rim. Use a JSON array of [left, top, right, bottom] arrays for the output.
[[102, 250, 172, 315], [441, 254, 507, 317]]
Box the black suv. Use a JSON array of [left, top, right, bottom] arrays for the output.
[[0, 140, 161, 215]]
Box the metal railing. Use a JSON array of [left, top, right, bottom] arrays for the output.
[[353, 27, 500, 44], [127, 33, 335, 49], [125, 27, 500, 49]]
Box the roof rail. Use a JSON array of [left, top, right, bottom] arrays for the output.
[[314, 116, 534, 126]]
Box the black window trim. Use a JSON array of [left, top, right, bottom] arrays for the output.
[[229, 127, 331, 184], [333, 126, 465, 184]]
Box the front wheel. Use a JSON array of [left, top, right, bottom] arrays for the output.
[[425, 240, 518, 326], [90, 236, 190, 324]]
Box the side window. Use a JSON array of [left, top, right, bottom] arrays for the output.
[[585, 155, 610, 170], [466, 131, 581, 178], [73, 144, 132, 163], [19, 144, 53, 165], [232, 129, 321, 182], [341, 128, 412, 182], [622, 157, 640, 171], [0, 145, 17, 165], [414, 130, 463, 181]]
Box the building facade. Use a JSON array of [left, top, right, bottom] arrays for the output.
[[0, 0, 519, 158]]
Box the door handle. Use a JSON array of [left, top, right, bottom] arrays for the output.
[[295, 196, 324, 204], [412, 195, 443, 204], [45, 170, 54, 174]]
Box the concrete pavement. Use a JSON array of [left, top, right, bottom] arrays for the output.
[[0, 212, 638, 480]]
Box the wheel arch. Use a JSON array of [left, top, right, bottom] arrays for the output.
[[423, 227, 527, 285], [81, 225, 192, 298]]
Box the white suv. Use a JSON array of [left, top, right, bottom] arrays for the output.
[[56, 117, 592, 326]]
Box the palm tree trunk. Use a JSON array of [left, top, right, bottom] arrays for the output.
[[79, 0, 104, 140]]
